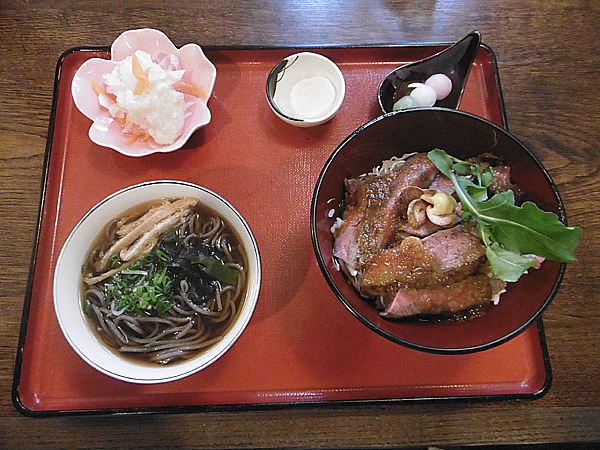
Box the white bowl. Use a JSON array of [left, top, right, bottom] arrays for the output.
[[71, 28, 217, 156], [53, 181, 261, 383], [266, 52, 345, 127]]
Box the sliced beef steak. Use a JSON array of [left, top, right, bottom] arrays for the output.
[[489, 165, 522, 197], [332, 177, 370, 274], [361, 225, 486, 296], [330, 151, 524, 320], [334, 153, 440, 272], [381, 274, 507, 318], [356, 154, 439, 266]]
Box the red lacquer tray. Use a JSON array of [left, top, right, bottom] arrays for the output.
[[13, 43, 551, 416]]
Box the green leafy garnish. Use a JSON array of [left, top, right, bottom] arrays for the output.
[[185, 252, 239, 286], [428, 149, 581, 282], [105, 256, 174, 315], [95, 234, 240, 317], [159, 234, 239, 287]]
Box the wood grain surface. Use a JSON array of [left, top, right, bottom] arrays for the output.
[[1, 1, 599, 448]]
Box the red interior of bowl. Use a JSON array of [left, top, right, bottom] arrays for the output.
[[311, 108, 564, 353]]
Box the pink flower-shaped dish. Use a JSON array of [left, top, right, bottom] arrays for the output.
[[72, 28, 217, 157]]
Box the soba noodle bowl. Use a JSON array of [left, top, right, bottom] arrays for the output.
[[81, 197, 247, 365]]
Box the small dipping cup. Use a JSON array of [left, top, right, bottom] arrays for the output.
[[266, 52, 345, 127]]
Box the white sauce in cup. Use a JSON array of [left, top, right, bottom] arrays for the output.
[[290, 76, 336, 119]]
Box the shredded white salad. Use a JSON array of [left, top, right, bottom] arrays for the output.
[[93, 50, 205, 146]]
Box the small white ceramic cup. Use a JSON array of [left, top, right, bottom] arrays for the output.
[[266, 52, 345, 127]]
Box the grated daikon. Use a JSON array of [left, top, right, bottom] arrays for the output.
[[101, 50, 187, 145]]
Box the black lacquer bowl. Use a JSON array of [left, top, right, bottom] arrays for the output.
[[311, 108, 567, 354]]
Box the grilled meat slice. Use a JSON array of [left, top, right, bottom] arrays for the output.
[[361, 225, 486, 296], [380, 274, 507, 318], [334, 153, 440, 272], [353, 154, 439, 266], [489, 165, 522, 197], [332, 175, 380, 275]]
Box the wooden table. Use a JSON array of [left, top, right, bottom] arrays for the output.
[[1, 1, 599, 448]]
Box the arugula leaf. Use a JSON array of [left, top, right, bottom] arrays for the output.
[[478, 224, 537, 282], [428, 149, 581, 281], [472, 190, 580, 261]]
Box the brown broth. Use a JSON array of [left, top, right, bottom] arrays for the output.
[[81, 197, 249, 366]]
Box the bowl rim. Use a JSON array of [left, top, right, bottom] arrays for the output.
[[53, 180, 261, 382], [310, 107, 567, 354]]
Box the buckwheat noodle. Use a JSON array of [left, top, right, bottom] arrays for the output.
[[82, 200, 247, 365]]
